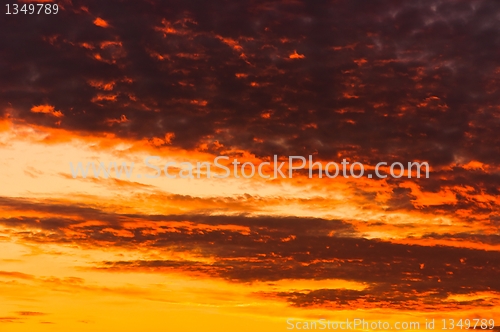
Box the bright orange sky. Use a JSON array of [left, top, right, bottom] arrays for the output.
[[1, 0, 500, 331]]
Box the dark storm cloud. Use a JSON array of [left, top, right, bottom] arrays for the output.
[[1, 0, 499, 167], [0, 196, 356, 247], [1, 196, 498, 309], [96, 233, 500, 309], [422, 232, 500, 245], [265, 286, 499, 310], [97, 238, 500, 286]]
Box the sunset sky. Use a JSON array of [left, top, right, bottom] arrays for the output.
[[1, 0, 500, 331]]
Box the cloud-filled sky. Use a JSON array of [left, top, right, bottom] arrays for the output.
[[1, 0, 499, 330]]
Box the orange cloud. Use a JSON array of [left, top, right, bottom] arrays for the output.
[[88, 80, 115, 91], [30, 105, 64, 118], [104, 114, 129, 125], [289, 50, 305, 59], [93, 17, 109, 28]]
